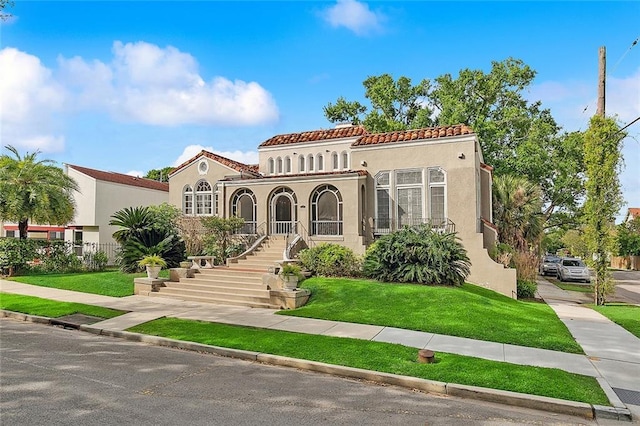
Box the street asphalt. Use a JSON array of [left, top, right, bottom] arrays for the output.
[[1, 277, 639, 422]]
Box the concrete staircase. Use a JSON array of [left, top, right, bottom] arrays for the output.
[[150, 236, 287, 308]]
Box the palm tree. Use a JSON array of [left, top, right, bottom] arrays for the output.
[[492, 174, 543, 252], [0, 145, 79, 239]]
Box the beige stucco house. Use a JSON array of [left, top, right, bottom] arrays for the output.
[[168, 123, 516, 297]]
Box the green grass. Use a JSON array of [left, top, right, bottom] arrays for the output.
[[0, 292, 125, 318], [129, 317, 608, 405], [8, 270, 149, 297], [553, 282, 593, 293], [278, 278, 583, 354], [590, 303, 640, 338]]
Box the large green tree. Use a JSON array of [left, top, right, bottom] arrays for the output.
[[323, 59, 585, 229], [583, 115, 624, 305], [144, 167, 173, 183], [0, 146, 79, 239]]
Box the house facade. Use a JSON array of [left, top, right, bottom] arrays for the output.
[[168, 123, 516, 297], [2, 165, 169, 262]]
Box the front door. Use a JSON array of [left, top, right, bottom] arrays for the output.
[[271, 194, 293, 234]]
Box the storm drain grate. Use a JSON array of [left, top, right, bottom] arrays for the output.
[[51, 314, 105, 329], [613, 387, 640, 406]]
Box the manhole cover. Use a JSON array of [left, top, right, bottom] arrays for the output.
[[51, 314, 105, 328], [613, 387, 640, 406]]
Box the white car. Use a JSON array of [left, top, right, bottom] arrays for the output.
[[557, 258, 591, 283]]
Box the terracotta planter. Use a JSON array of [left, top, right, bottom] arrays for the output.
[[146, 265, 162, 279]]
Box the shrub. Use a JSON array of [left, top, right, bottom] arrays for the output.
[[363, 225, 470, 286], [39, 241, 83, 273], [0, 238, 38, 276], [298, 243, 361, 277], [83, 250, 109, 271], [517, 279, 538, 299]]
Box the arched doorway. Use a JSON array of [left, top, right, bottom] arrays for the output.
[[269, 187, 297, 234], [231, 188, 256, 234]]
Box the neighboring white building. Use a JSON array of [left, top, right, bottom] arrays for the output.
[[63, 164, 169, 248], [2, 165, 169, 261]]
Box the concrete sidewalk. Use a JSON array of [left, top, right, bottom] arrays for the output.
[[2, 278, 638, 419], [537, 279, 640, 418]]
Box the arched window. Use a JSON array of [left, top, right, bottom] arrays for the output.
[[195, 180, 213, 215], [284, 156, 291, 173], [183, 185, 193, 215], [331, 152, 339, 170], [311, 185, 343, 236], [341, 151, 349, 169], [307, 154, 314, 171], [268, 158, 275, 174], [317, 154, 324, 171], [231, 188, 257, 234], [299, 155, 305, 172], [276, 157, 283, 174]]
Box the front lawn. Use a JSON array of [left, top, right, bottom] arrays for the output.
[[8, 270, 148, 297], [279, 278, 583, 353], [130, 317, 608, 405], [590, 303, 640, 338], [0, 292, 125, 318]]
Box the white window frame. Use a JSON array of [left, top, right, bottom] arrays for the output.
[[428, 167, 447, 223], [183, 184, 194, 215], [195, 180, 213, 216]]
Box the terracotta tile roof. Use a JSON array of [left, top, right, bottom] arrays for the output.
[[170, 150, 259, 177], [66, 164, 169, 192], [258, 125, 368, 147], [352, 124, 474, 147], [222, 169, 368, 182], [628, 208, 640, 219]]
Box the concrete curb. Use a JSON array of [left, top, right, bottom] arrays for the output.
[[1, 310, 632, 421]]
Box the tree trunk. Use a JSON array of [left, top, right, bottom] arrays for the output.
[[18, 219, 29, 240]]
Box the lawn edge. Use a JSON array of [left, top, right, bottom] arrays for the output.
[[2, 310, 631, 422]]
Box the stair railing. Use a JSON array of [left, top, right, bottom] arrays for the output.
[[227, 221, 267, 265]]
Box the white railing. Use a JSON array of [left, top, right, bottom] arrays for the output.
[[373, 217, 455, 235], [311, 221, 343, 236]]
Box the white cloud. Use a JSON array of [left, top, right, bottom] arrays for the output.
[[0, 47, 66, 152], [57, 41, 279, 126], [322, 0, 385, 36], [126, 170, 144, 178], [173, 145, 259, 167]]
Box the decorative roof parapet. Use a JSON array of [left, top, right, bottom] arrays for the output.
[[258, 125, 368, 147], [352, 124, 474, 147]]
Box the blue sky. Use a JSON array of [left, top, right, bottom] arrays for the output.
[[1, 1, 639, 219]]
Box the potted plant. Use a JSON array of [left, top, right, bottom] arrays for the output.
[[138, 254, 167, 279], [280, 263, 302, 290]]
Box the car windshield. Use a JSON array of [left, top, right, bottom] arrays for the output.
[[562, 259, 585, 267], [544, 256, 560, 263]]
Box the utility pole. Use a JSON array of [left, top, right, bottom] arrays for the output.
[[597, 46, 606, 117]]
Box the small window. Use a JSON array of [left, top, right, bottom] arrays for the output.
[[299, 155, 305, 172], [341, 151, 349, 169], [285, 156, 291, 173], [268, 158, 275, 174], [308, 154, 314, 171], [317, 154, 324, 171], [332, 152, 339, 170], [276, 157, 283, 174]]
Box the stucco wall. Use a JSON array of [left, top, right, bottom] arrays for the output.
[[93, 180, 168, 245], [68, 168, 98, 225], [259, 138, 356, 175]]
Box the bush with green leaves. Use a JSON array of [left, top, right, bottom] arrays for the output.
[[0, 237, 38, 276], [110, 205, 186, 272], [517, 279, 538, 299], [298, 243, 361, 277], [82, 250, 109, 271], [363, 225, 470, 286]]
